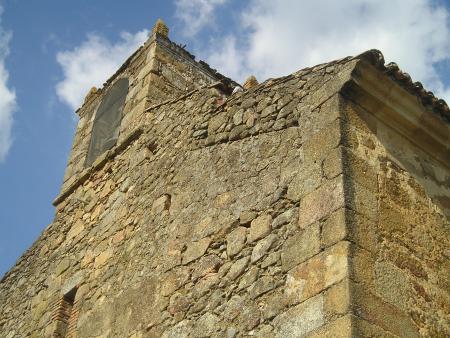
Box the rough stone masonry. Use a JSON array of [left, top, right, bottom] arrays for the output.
[[0, 19, 449, 337]]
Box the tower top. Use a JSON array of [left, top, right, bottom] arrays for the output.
[[152, 18, 169, 38]]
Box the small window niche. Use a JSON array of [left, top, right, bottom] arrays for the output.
[[52, 287, 78, 338], [85, 78, 129, 167]]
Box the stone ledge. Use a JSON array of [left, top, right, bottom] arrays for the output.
[[52, 127, 144, 206]]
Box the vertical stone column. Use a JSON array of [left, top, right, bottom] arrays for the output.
[[271, 94, 354, 337]]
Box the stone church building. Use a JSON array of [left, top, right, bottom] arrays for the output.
[[0, 20, 449, 337]]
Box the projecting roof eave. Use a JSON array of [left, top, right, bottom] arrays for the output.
[[342, 49, 450, 168]]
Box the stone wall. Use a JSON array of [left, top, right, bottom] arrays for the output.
[[340, 95, 449, 337], [0, 33, 448, 338], [0, 53, 360, 337], [59, 23, 235, 197], [60, 43, 149, 191]]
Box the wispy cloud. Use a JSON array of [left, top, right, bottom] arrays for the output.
[[0, 4, 16, 162], [55, 30, 149, 110], [175, 0, 228, 37], [199, 0, 450, 103]]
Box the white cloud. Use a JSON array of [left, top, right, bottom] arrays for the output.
[[0, 4, 16, 162], [175, 0, 227, 37], [207, 35, 245, 80], [201, 0, 450, 102], [56, 30, 149, 110]]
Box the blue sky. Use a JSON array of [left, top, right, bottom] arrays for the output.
[[0, 0, 449, 277]]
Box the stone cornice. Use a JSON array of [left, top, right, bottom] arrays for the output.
[[342, 59, 450, 168]]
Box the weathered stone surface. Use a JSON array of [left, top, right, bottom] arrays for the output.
[[238, 302, 261, 330], [67, 219, 85, 240], [303, 120, 341, 163], [151, 194, 171, 214], [55, 258, 71, 276], [285, 241, 349, 305], [226, 327, 237, 338], [161, 320, 191, 338], [239, 210, 256, 225], [287, 166, 322, 201], [226, 227, 247, 258], [281, 223, 320, 271], [305, 314, 352, 338], [251, 234, 277, 263], [249, 276, 275, 299], [352, 282, 420, 337], [374, 261, 412, 312], [321, 208, 346, 248], [192, 216, 218, 241], [273, 294, 325, 337], [233, 109, 244, 125], [238, 266, 260, 290], [208, 112, 227, 134], [161, 267, 191, 296], [322, 146, 344, 180], [94, 249, 113, 268], [259, 290, 285, 320], [192, 254, 222, 281], [229, 125, 246, 141], [168, 292, 190, 314], [261, 251, 281, 268], [272, 209, 296, 229], [192, 274, 220, 299], [324, 279, 350, 319], [223, 295, 245, 321], [298, 175, 345, 228], [226, 256, 250, 281], [192, 312, 220, 336], [247, 214, 272, 243], [1, 21, 448, 338], [261, 105, 276, 118], [182, 237, 212, 265]]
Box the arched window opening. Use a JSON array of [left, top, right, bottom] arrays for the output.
[[85, 78, 129, 167]]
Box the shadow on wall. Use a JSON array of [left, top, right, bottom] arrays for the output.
[[342, 98, 450, 221]]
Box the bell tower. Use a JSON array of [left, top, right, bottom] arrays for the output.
[[56, 19, 238, 204]]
